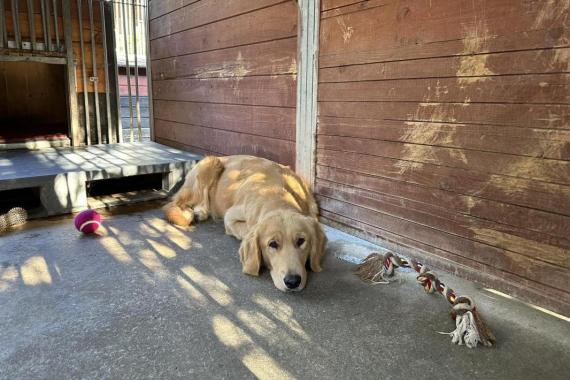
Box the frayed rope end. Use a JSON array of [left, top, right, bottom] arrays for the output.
[[356, 252, 496, 349], [355, 252, 401, 284]]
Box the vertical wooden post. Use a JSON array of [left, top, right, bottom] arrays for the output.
[[63, 0, 82, 146], [144, 0, 155, 142], [295, 0, 320, 188]]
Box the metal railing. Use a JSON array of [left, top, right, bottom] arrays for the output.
[[0, 0, 66, 53], [112, 0, 151, 143], [0, 0, 151, 146]]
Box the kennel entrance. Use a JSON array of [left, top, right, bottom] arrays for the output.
[[0, 60, 69, 148], [0, 0, 152, 149]]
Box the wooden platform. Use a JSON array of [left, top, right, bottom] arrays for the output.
[[0, 142, 200, 217]]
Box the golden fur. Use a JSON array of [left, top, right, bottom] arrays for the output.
[[163, 155, 327, 291]]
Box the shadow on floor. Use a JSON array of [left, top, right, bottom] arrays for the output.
[[0, 204, 568, 379]]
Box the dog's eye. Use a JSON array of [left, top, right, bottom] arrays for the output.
[[296, 237, 305, 247], [268, 240, 279, 249]]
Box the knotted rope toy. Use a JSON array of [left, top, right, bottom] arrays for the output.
[[356, 252, 496, 348], [0, 207, 28, 233]]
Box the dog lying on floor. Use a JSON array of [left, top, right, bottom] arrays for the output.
[[163, 155, 327, 292]]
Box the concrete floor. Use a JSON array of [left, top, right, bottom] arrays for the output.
[[1, 204, 569, 379]]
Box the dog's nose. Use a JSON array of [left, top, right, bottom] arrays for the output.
[[284, 274, 301, 289]]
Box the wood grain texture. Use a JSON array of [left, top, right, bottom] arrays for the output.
[[150, 1, 297, 60], [319, 0, 570, 67], [319, 102, 570, 130], [318, 75, 570, 104], [319, 210, 570, 317], [318, 135, 570, 184], [317, 150, 570, 233], [321, 0, 386, 19], [320, 48, 570, 83], [151, 0, 298, 166], [149, 0, 284, 40], [151, 37, 297, 81], [153, 75, 296, 107], [148, 0, 200, 21], [155, 119, 295, 167], [316, 165, 570, 239], [317, 194, 570, 291], [153, 100, 295, 141], [316, 177, 570, 269], [318, 116, 570, 159], [316, 0, 570, 314]]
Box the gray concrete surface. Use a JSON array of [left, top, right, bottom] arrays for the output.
[[1, 204, 569, 379], [0, 142, 199, 216]]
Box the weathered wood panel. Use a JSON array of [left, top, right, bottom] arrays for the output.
[[148, 0, 200, 21], [149, 0, 284, 40], [319, 0, 570, 67], [150, 2, 297, 59], [153, 75, 296, 107], [318, 117, 570, 159], [319, 209, 570, 317], [319, 102, 570, 130], [151, 37, 297, 81], [153, 100, 295, 141], [317, 150, 570, 234], [318, 135, 570, 184], [316, 0, 570, 315], [155, 119, 295, 167], [150, 0, 297, 165], [319, 75, 570, 104]]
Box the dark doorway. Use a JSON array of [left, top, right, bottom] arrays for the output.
[[0, 61, 69, 147]]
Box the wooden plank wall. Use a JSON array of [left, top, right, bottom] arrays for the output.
[[148, 0, 298, 167], [316, 0, 570, 315]]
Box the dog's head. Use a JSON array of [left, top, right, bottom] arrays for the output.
[[239, 211, 327, 292]]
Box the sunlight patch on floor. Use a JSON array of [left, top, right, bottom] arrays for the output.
[[212, 315, 295, 380], [21, 256, 52, 286]]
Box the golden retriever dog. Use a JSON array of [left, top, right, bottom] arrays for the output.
[[163, 155, 327, 292]]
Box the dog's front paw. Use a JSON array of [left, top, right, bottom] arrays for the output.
[[193, 206, 209, 222]]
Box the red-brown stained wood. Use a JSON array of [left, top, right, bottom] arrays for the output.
[[155, 119, 295, 167], [318, 135, 570, 184], [318, 117, 570, 160], [318, 75, 570, 104], [316, 194, 570, 292], [155, 137, 215, 157], [316, 178, 570, 268], [153, 75, 297, 107], [320, 48, 570, 83], [150, 2, 297, 59], [321, 0, 387, 19], [151, 0, 298, 167], [318, 102, 570, 130], [319, 0, 570, 67], [316, 165, 570, 230], [151, 37, 297, 81], [316, 150, 570, 239], [322, 0, 363, 11], [149, 0, 284, 40], [319, 210, 570, 317], [149, 0, 200, 21], [154, 100, 295, 141]]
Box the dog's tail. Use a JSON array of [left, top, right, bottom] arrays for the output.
[[164, 156, 224, 226]]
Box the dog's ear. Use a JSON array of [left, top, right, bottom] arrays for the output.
[[239, 228, 262, 276], [309, 219, 327, 272]]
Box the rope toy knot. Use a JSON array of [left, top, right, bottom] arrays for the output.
[[355, 251, 495, 348], [416, 266, 439, 294]]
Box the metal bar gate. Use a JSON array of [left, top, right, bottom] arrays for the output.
[[0, 0, 152, 147]]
